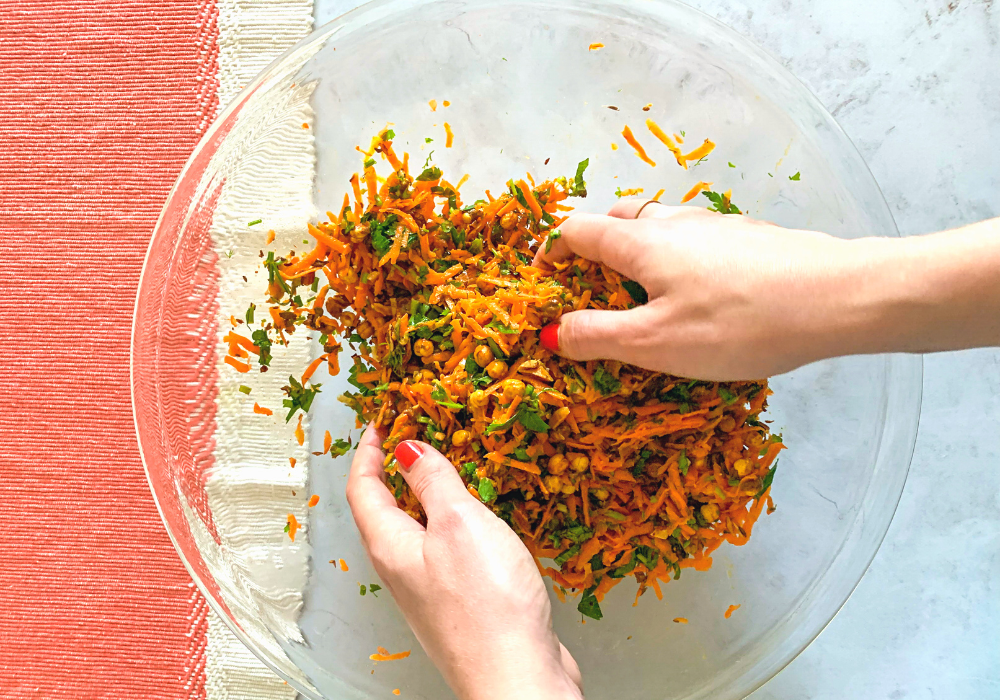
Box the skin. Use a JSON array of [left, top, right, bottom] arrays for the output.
[[348, 201, 1000, 697]]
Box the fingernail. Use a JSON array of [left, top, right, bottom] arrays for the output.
[[539, 321, 560, 352], [394, 441, 423, 471]]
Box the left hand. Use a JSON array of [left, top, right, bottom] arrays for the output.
[[346, 425, 584, 700]]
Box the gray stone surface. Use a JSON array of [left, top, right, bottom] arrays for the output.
[[312, 1, 1000, 697]]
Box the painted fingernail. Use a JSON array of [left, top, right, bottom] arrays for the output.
[[394, 441, 423, 471], [539, 322, 560, 352]]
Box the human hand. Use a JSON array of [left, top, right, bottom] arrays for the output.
[[533, 198, 875, 380], [346, 425, 584, 700]]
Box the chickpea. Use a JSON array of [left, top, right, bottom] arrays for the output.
[[461, 212, 472, 225], [717, 416, 737, 433], [547, 453, 569, 475], [349, 221, 369, 242], [593, 488, 610, 501], [700, 503, 720, 522], [502, 378, 525, 402], [433, 431, 446, 443], [738, 476, 763, 496], [486, 359, 508, 379], [413, 338, 434, 357], [560, 481, 577, 495], [543, 475, 562, 493], [473, 345, 494, 368], [356, 320, 374, 339], [500, 210, 518, 230], [733, 458, 752, 477], [570, 454, 590, 473], [468, 389, 489, 409], [451, 430, 471, 447], [539, 297, 562, 323], [747, 431, 765, 449]]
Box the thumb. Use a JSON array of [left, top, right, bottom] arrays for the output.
[[393, 440, 477, 519], [545, 305, 661, 365]]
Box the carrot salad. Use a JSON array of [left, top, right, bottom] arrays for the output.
[[228, 127, 782, 620]]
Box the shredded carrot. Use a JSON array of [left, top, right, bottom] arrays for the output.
[[725, 604, 741, 619], [286, 514, 300, 542], [289, 457, 296, 468], [225, 355, 250, 373], [443, 122, 454, 148], [308, 494, 320, 507], [339, 558, 349, 572], [652, 188, 665, 201], [442, 100, 450, 107], [428, 99, 437, 111], [681, 181, 713, 203], [621, 125, 656, 167], [265, 229, 276, 245], [682, 139, 716, 164], [644, 118, 686, 168], [393, 691, 401, 696], [589, 42, 604, 50], [231, 127, 780, 621], [370, 649, 411, 662], [673, 617, 688, 624], [611, 142, 618, 151], [253, 402, 273, 416], [616, 187, 643, 197]]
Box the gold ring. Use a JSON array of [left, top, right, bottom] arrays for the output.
[[634, 199, 664, 219]]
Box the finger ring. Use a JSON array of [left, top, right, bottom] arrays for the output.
[[634, 199, 664, 219]]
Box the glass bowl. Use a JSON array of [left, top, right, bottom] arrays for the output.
[[131, 1, 922, 698]]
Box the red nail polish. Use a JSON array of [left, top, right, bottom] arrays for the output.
[[539, 321, 560, 352], [394, 441, 423, 471]]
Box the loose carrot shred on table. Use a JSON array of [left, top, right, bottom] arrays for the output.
[[308, 494, 320, 507], [681, 181, 714, 203], [289, 457, 297, 469], [589, 42, 604, 50], [265, 229, 276, 245], [442, 100, 450, 107], [339, 558, 349, 572], [225, 355, 251, 373], [393, 690, 401, 696], [725, 604, 741, 619], [621, 125, 656, 167], [370, 649, 410, 662], [673, 617, 688, 624], [228, 126, 781, 622], [645, 118, 686, 168], [286, 514, 300, 542], [443, 122, 454, 148], [253, 402, 273, 416], [428, 99, 437, 111]]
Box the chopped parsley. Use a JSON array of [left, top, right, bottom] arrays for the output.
[[281, 375, 321, 422]]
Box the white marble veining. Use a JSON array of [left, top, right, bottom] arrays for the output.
[[312, 2, 1000, 697]]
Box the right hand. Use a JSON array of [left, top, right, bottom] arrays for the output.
[[533, 199, 869, 380]]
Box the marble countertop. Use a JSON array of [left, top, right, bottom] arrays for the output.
[[314, 2, 1000, 697]]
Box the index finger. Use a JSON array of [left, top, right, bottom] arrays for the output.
[[346, 424, 424, 547], [531, 212, 645, 279]]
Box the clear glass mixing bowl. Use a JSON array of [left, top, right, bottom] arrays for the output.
[[132, 1, 922, 698]]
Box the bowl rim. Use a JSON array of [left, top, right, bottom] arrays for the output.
[[131, 0, 922, 697]]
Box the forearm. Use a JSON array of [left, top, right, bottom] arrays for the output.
[[818, 218, 1000, 358]]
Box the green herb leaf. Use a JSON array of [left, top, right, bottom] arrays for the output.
[[430, 382, 464, 410], [516, 406, 549, 433], [251, 329, 273, 367], [486, 414, 518, 435], [718, 386, 739, 405], [789, 171, 801, 181], [578, 593, 603, 620], [756, 464, 777, 497], [425, 137, 433, 143], [678, 450, 690, 476], [728, 162, 736, 168], [477, 477, 498, 503], [592, 366, 622, 395], [369, 583, 382, 597], [359, 584, 367, 596], [621, 279, 648, 306], [416, 165, 442, 181], [281, 375, 321, 422], [569, 158, 589, 197], [383, 129, 395, 140], [554, 543, 581, 566], [702, 190, 742, 215], [330, 438, 351, 457], [544, 229, 562, 253]]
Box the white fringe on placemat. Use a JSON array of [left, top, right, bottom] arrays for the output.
[[208, 1, 315, 698]]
